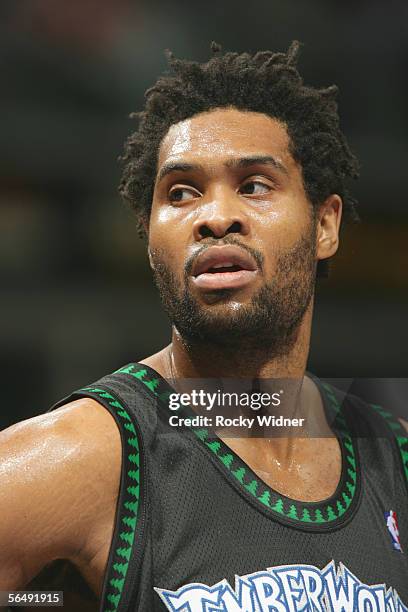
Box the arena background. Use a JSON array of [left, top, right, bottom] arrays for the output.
[[1, 0, 407, 429]]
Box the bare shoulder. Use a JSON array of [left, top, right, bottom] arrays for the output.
[[0, 398, 122, 592]]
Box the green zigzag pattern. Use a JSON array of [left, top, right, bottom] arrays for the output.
[[79, 385, 140, 612], [115, 365, 358, 526], [193, 420, 356, 524], [115, 364, 172, 403], [369, 403, 408, 486]]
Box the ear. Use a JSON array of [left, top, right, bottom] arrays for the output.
[[316, 194, 342, 262]]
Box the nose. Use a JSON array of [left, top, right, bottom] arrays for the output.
[[192, 192, 250, 241]]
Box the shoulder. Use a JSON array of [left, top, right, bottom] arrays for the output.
[[334, 388, 408, 486], [0, 397, 122, 588], [1, 396, 122, 488], [322, 381, 405, 439]]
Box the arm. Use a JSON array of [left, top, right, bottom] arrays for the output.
[[0, 398, 121, 597]]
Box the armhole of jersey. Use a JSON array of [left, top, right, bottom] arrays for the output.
[[48, 384, 144, 612], [368, 402, 408, 493]]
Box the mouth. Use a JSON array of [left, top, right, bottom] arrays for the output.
[[191, 245, 259, 291]]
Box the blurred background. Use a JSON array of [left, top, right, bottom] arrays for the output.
[[1, 0, 407, 429]]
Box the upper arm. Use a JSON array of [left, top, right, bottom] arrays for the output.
[[0, 398, 121, 590]]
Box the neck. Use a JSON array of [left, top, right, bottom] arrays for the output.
[[168, 302, 313, 380], [139, 301, 335, 462], [162, 302, 333, 455]]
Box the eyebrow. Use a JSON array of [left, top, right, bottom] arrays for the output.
[[225, 155, 289, 176], [157, 162, 199, 184], [156, 155, 288, 184]]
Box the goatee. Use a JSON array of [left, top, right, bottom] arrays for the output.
[[150, 225, 317, 356]]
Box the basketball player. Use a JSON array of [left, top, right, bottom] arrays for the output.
[[1, 42, 408, 611]]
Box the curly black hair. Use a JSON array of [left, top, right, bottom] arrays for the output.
[[119, 41, 360, 274]]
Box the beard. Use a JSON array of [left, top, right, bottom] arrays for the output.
[[150, 223, 317, 356]]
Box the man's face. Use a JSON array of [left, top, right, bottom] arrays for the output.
[[148, 107, 318, 350]]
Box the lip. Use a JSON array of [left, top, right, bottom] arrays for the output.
[[191, 245, 259, 291]]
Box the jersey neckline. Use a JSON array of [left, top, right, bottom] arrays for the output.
[[115, 362, 361, 531]]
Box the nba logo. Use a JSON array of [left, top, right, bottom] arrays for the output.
[[385, 510, 403, 552]]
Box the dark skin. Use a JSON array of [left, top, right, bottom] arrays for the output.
[[4, 106, 405, 604], [141, 107, 343, 501]]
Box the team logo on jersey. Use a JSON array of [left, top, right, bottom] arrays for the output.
[[155, 560, 407, 611], [385, 510, 403, 552]]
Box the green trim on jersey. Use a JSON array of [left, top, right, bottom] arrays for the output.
[[369, 402, 408, 486], [115, 364, 359, 528], [191, 380, 357, 526], [78, 386, 141, 612]]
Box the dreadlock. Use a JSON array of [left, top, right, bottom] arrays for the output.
[[119, 41, 360, 275]]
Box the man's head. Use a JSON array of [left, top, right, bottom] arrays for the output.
[[119, 42, 359, 353]]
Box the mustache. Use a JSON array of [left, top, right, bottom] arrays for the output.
[[184, 237, 264, 276]]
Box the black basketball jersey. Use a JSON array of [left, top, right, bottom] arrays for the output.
[[50, 363, 408, 611]]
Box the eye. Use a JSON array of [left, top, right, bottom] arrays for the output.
[[168, 186, 200, 203], [239, 179, 271, 196]]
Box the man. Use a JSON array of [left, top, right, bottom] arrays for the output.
[[1, 41, 408, 611]]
